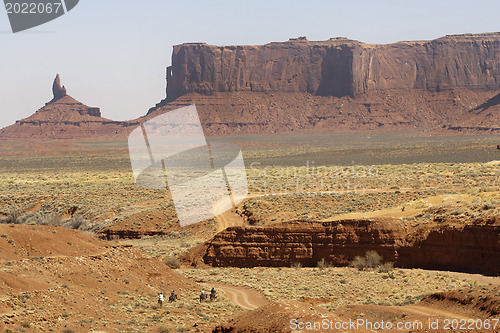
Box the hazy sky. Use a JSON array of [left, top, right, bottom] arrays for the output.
[[1, 0, 499, 129]]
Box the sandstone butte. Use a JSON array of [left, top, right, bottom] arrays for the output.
[[1, 33, 499, 140], [0, 75, 138, 140], [164, 34, 500, 99], [150, 33, 500, 135]]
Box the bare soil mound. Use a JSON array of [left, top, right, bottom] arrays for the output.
[[0, 224, 105, 260], [214, 287, 500, 333], [0, 225, 199, 332], [420, 286, 500, 319], [213, 299, 345, 333]]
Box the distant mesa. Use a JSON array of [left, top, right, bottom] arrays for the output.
[[162, 32, 500, 101], [2, 33, 500, 141], [48, 74, 99, 117], [147, 32, 500, 135], [0, 75, 138, 140]]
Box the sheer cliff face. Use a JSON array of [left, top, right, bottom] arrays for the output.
[[166, 33, 500, 100], [199, 219, 500, 276], [167, 39, 356, 99], [353, 36, 500, 94]]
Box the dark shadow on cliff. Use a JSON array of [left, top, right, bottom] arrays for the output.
[[316, 46, 354, 98], [472, 92, 500, 113]]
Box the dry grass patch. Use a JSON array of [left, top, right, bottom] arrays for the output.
[[177, 267, 482, 311]]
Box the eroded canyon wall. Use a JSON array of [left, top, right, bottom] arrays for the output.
[[200, 219, 500, 275]]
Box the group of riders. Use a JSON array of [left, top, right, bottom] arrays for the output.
[[157, 288, 217, 306]]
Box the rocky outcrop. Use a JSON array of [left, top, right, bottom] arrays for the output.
[[143, 33, 500, 135], [198, 218, 500, 276], [51, 74, 67, 102], [203, 219, 404, 267], [165, 33, 500, 101], [0, 75, 139, 140], [398, 223, 500, 274], [3, 34, 500, 139]]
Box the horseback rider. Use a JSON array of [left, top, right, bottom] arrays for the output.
[[158, 292, 164, 306], [170, 290, 177, 301], [210, 287, 217, 301], [200, 289, 207, 302]]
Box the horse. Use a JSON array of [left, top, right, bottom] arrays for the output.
[[169, 294, 177, 302], [210, 292, 217, 302], [158, 293, 164, 307], [199, 292, 207, 303]]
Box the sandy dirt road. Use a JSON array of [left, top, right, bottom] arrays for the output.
[[206, 282, 269, 310], [401, 304, 473, 320], [215, 210, 246, 231], [210, 281, 483, 320]]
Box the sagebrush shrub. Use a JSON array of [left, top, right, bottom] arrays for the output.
[[350, 251, 393, 272]]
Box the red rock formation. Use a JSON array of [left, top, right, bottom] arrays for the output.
[[148, 89, 500, 135], [3, 34, 500, 140], [0, 76, 139, 140], [196, 218, 500, 275], [398, 223, 500, 274], [202, 219, 404, 268], [165, 33, 500, 100], [51, 74, 67, 102], [146, 33, 500, 135]]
